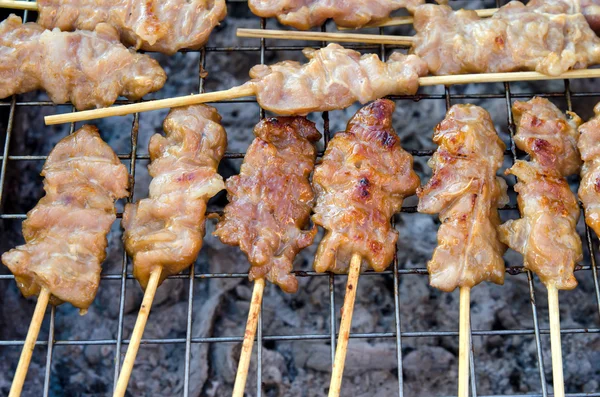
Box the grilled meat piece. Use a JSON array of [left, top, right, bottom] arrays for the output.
[[244, 43, 429, 116], [214, 117, 321, 293], [418, 105, 508, 292], [578, 102, 600, 236], [0, 15, 166, 110], [499, 98, 582, 290], [312, 99, 420, 274], [1, 126, 129, 312], [411, 1, 600, 76], [499, 161, 581, 289], [512, 97, 582, 177], [248, 0, 424, 30], [528, 0, 600, 32], [37, 0, 227, 54], [123, 105, 226, 290]]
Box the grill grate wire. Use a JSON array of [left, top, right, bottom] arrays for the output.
[[0, 1, 600, 396]]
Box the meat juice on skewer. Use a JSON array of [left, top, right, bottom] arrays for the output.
[[311, 99, 419, 396], [499, 97, 583, 397], [115, 105, 227, 397], [2, 126, 129, 397], [417, 105, 508, 397], [0, 15, 166, 110], [214, 117, 321, 397]]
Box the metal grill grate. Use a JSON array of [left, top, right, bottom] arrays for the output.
[[1, 1, 600, 396]]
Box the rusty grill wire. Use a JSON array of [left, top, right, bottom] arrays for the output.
[[1, 1, 600, 396]]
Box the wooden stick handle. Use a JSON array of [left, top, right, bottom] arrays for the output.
[[458, 287, 471, 397], [113, 268, 162, 397], [328, 253, 361, 397], [237, 28, 414, 46], [0, 0, 38, 10], [232, 278, 265, 397], [44, 85, 255, 125], [338, 8, 498, 30], [547, 285, 565, 397], [9, 287, 51, 397]]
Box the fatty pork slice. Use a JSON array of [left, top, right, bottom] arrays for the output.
[[0, 14, 166, 110], [1, 126, 129, 312], [214, 117, 321, 293], [245, 43, 429, 116], [411, 1, 600, 76], [37, 0, 227, 54], [312, 99, 420, 274], [578, 102, 600, 236], [122, 105, 226, 290], [418, 104, 508, 292]]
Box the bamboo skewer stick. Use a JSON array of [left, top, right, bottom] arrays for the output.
[[328, 253, 361, 397], [9, 287, 51, 397], [232, 278, 265, 397], [44, 68, 600, 126], [458, 287, 471, 397], [337, 8, 498, 30], [237, 28, 414, 46], [113, 268, 162, 397], [547, 284, 565, 397], [0, 0, 38, 10]]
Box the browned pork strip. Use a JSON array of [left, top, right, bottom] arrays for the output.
[[37, 0, 227, 54], [214, 117, 321, 293], [1, 126, 129, 313], [412, 1, 600, 76], [0, 15, 166, 110], [499, 98, 582, 290], [244, 44, 428, 116], [418, 105, 508, 292], [122, 105, 226, 290], [578, 103, 600, 237], [312, 99, 419, 274], [248, 0, 424, 30]]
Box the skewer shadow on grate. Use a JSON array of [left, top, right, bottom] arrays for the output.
[[1, 1, 600, 396]]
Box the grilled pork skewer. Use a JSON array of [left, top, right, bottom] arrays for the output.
[[0, 14, 166, 110], [417, 104, 508, 397], [116, 105, 227, 397], [578, 103, 600, 237], [214, 116, 321, 397], [0, 0, 227, 54], [2, 126, 129, 397], [499, 97, 583, 397], [312, 99, 419, 396]]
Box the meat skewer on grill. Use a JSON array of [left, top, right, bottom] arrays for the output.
[[578, 103, 600, 238], [0, 14, 166, 110], [239, 0, 600, 77], [0, 0, 227, 54], [115, 105, 227, 397], [214, 116, 321, 397], [1, 126, 129, 397], [44, 43, 600, 125], [311, 99, 419, 396], [499, 97, 583, 397], [417, 104, 508, 397]]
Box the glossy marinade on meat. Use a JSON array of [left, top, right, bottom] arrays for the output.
[[418, 105, 508, 292], [1, 126, 129, 313], [214, 117, 321, 293], [122, 105, 227, 290], [0, 15, 166, 110], [312, 99, 420, 274], [245, 43, 428, 116], [37, 0, 227, 54], [499, 98, 582, 290]]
